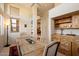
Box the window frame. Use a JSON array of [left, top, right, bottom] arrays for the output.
[[10, 18, 19, 32]]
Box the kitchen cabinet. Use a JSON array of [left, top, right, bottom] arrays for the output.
[[55, 17, 72, 29], [54, 14, 79, 29], [72, 36, 79, 56], [59, 36, 73, 56], [51, 34, 79, 56], [52, 34, 71, 55], [72, 15, 79, 28]]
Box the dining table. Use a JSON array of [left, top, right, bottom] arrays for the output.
[[16, 37, 45, 56]]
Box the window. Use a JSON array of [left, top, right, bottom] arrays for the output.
[[10, 6, 19, 17], [11, 18, 19, 32], [10, 5, 19, 32], [0, 15, 1, 34]]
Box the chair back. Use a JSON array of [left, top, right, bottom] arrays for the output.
[[43, 41, 60, 56]]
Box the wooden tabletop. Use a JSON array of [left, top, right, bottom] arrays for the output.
[[16, 38, 45, 56]]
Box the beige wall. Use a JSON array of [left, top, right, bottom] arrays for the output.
[[54, 3, 61, 7], [0, 3, 4, 13], [4, 4, 32, 44]]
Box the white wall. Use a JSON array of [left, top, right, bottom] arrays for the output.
[[49, 3, 79, 18], [0, 15, 4, 35], [0, 4, 6, 46], [41, 12, 49, 44], [55, 29, 79, 35], [4, 4, 32, 44], [0, 15, 5, 49], [32, 4, 38, 40]]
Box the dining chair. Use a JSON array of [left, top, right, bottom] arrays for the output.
[[43, 41, 60, 56]]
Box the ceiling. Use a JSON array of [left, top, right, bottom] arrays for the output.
[[14, 3, 54, 16], [37, 3, 54, 16]]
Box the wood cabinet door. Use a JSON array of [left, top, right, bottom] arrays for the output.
[[51, 34, 61, 42], [59, 36, 73, 55], [72, 36, 79, 56], [72, 15, 79, 28]]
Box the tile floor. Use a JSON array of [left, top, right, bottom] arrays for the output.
[[0, 47, 65, 56], [0, 47, 9, 56]]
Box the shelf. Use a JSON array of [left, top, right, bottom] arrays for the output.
[[55, 22, 72, 25], [55, 28, 79, 29], [54, 16, 73, 29], [37, 19, 41, 40]]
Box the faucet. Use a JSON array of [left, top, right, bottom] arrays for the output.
[[61, 28, 63, 35]]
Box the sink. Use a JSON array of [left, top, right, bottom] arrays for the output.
[[66, 34, 76, 36]]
